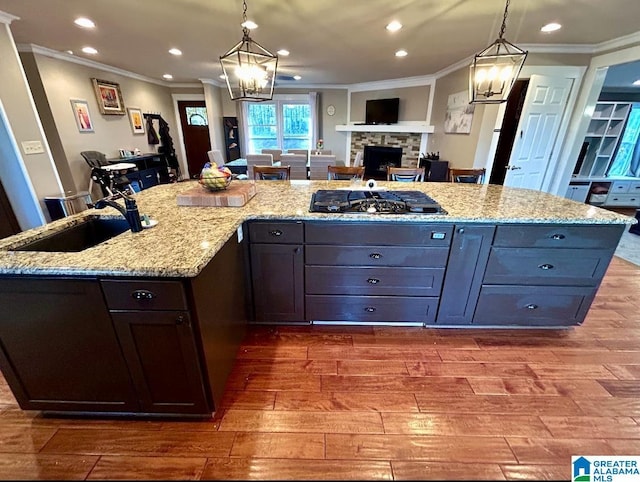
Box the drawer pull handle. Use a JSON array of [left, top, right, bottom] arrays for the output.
[[364, 306, 376, 313], [369, 253, 382, 259], [550, 234, 565, 240], [538, 263, 554, 270], [367, 278, 380, 284], [131, 289, 156, 301], [176, 315, 184, 325], [525, 303, 538, 310], [269, 229, 283, 237]]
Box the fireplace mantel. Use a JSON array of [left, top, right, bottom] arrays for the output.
[[335, 122, 434, 134]]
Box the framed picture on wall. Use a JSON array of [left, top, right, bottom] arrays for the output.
[[127, 107, 145, 134], [91, 78, 125, 115], [70, 99, 94, 132], [444, 90, 475, 134]]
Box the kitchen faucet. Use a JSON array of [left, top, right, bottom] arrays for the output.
[[94, 190, 143, 232]]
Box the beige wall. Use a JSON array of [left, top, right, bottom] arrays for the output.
[[28, 53, 181, 197], [350, 86, 430, 122], [430, 68, 488, 169], [0, 24, 60, 228]]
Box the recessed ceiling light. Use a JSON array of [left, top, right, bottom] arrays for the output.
[[66, 50, 74, 55], [293, 75, 302, 80], [219, 74, 227, 80], [168, 48, 182, 56], [277, 49, 290, 56], [395, 49, 408, 57], [241, 20, 258, 29], [386, 21, 402, 32], [541, 22, 562, 33], [74, 17, 95, 29], [81, 46, 98, 55], [163, 74, 173, 80], [633, 79, 640, 86]]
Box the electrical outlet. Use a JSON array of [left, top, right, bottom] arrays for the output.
[[21, 140, 44, 155]]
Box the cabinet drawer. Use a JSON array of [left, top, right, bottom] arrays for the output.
[[606, 193, 640, 207], [248, 221, 303, 244], [306, 266, 444, 296], [306, 295, 438, 323], [483, 248, 613, 286], [305, 222, 452, 246], [305, 245, 449, 267], [101, 279, 188, 311], [610, 181, 630, 193], [473, 285, 596, 327], [630, 181, 640, 193], [493, 224, 623, 249]]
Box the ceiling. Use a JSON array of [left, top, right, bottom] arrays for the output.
[[1, 0, 640, 87]]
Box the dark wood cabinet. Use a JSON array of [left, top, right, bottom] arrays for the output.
[[0, 277, 138, 412], [111, 310, 209, 415], [436, 225, 495, 325], [472, 224, 623, 327], [250, 243, 304, 322], [101, 278, 211, 415], [248, 221, 305, 322]]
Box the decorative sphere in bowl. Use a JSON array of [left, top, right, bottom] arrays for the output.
[[199, 162, 233, 191]]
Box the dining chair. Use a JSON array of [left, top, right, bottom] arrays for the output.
[[448, 168, 486, 183], [245, 153, 274, 179], [352, 151, 364, 168], [253, 165, 291, 180], [261, 149, 282, 162], [207, 149, 225, 166], [327, 165, 365, 180], [279, 153, 308, 180], [387, 166, 425, 182], [309, 154, 337, 180], [287, 149, 310, 161]]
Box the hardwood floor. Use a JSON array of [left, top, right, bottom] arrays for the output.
[[1, 256, 640, 480]]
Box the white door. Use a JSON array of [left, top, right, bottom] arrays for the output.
[[504, 75, 573, 190]]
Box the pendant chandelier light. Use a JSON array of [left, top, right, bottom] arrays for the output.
[[469, 0, 527, 104], [219, 0, 278, 101]]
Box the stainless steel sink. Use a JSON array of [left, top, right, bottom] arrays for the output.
[[13, 217, 130, 252]]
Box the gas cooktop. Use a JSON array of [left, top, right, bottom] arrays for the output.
[[309, 190, 447, 214]]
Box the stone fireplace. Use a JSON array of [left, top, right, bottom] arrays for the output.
[[350, 132, 421, 169]]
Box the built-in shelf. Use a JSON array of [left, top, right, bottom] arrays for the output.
[[335, 123, 434, 134]]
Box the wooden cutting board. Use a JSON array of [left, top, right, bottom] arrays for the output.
[[176, 181, 257, 207]]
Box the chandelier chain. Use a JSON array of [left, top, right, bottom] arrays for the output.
[[241, 0, 249, 36], [498, 0, 510, 40]]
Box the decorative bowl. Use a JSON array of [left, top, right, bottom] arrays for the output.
[[199, 173, 232, 191]]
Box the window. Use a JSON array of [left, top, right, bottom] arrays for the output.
[[245, 97, 311, 153], [185, 107, 208, 126], [608, 103, 640, 177]]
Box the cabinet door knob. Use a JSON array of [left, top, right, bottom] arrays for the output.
[[176, 315, 184, 325], [538, 263, 554, 270], [525, 304, 538, 310], [367, 278, 380, 285], [364, 306, 376, 313], [131, 289, 156, 300], [550, 233, 565, 240], [369, 253, 382, 259], [269, 229, 283, 237]]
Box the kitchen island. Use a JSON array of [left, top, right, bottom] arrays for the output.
[[0, 180, 634, 418]]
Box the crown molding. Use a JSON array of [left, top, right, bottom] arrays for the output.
[[519, 43, 596, 54], [17, 44, 172, 87], [594, 30, 640, 54], [348, 74, 436, 93], [0, 11, 19, 24]]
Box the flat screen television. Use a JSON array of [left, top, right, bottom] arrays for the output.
[[365, 98, 400, 125]]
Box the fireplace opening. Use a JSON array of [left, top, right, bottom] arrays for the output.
[[363, 146, 403, 180]]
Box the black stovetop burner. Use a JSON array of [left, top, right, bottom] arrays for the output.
[[309, 190, 447, 214]]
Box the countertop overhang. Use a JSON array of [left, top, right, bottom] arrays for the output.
[[0, 180, 634, 278]]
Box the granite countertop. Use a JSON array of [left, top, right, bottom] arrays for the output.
[[0, 180, 634, 278]]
